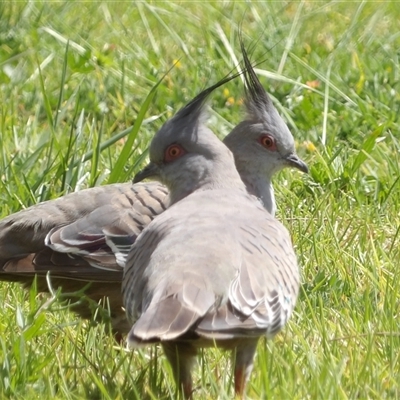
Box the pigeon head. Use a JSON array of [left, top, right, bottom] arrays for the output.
[[134, 74, 246, 204], [223, 39, 308, 214]]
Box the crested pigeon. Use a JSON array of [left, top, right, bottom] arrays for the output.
[[0, 44, 306, 339], [122, 68, 300, 399], [0, 182, 169, 335]]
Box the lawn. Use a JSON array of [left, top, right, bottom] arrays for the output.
[[0, 1, 399, 399]]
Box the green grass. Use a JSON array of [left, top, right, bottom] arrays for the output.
[[1, 1, 400, 398]]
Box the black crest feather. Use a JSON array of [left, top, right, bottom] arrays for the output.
[[239, 33, 273, 119], [173, 67, 245, 124]]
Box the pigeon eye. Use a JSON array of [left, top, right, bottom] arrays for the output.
[[258, 135, 277, 151], [164, 144, 186, 162]]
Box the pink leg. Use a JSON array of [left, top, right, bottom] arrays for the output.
[[162, 342, 197, 399], [233, 339, 259, 398]]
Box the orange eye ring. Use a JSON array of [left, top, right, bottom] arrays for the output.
[[164, 144, 186, 162], [258, 134, 277, 150]]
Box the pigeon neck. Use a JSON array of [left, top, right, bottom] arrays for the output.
[[241, 174, 276, 216], [168, 161, 246, 206]]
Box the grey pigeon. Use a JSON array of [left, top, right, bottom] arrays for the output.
[[0, 182, 168, 336], [0, 44, 306, 339], [122, 70, 300, 398]]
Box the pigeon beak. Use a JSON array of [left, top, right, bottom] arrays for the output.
[[133, 162, 160, 183], [285, 154, 309, 174]]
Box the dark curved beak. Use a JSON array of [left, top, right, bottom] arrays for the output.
[[285, 154, 309, 174], [133, 162, 160, 183]]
